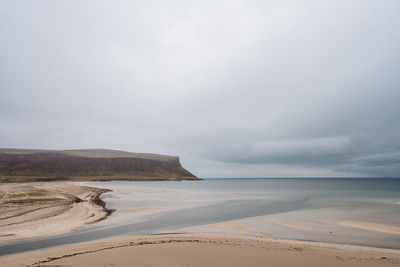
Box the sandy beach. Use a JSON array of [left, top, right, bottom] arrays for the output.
[[1, 234, 400, 267], [1, 180, 400, 266], [0, 182, 112, 242]]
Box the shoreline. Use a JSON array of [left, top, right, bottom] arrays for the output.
[[1, 233, 399, 267], [0, 182, 113, 243], [74, 181, 400, 251], [1, 181, 399, 266]]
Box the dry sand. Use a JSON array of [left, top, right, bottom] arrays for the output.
[[0, 182, 111, 242], [1, 234, 400, 267]]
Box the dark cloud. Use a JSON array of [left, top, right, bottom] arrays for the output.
[[1, 0, 400, 177]]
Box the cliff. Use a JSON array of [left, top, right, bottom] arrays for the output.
[[0, 149, 199, 182]]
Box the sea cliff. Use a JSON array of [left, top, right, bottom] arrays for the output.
[[0, 149, 198, 182]]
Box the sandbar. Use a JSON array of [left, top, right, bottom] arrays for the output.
[[0, 182, 112, 242]]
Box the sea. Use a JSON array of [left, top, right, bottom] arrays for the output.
[[1, 178, 400, 256]]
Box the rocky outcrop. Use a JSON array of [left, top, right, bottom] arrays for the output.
[[0, 149, 198, 182]]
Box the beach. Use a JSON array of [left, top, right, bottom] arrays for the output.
[[0, 182, 112, 242], [1, 234, 400, 267], [2, 0, 400, 265], [1, 179, 400, 266]]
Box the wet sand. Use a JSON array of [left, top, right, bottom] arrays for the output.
[[339, 221, 400, 235]]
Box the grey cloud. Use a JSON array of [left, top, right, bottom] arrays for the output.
[[210, 136, 354, 165], [1, 0, 400, 177], [352, 152, 400, 167], [202, 134, 400, 176]]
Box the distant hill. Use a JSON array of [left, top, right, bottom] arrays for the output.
[[0, 149, 199, 182]]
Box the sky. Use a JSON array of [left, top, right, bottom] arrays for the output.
[[1, 0, 400, 178]]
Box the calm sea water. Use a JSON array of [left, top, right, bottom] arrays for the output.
[[98, 178, 400, 192], [1, 178, 399, 256]]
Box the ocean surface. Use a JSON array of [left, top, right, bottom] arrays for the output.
[[1, 178, 400, 256]]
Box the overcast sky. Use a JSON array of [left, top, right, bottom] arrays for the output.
[[1, 1, 400, 178]]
